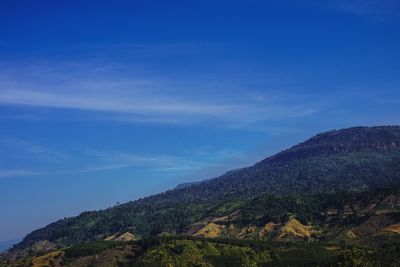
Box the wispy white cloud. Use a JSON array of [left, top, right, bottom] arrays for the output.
[[0, 170, 44, 178], [0, 165, 135, 178], [0, 137, 69, 162], [0, 113, 46, 121], [0, 61, 321, 127], [0, 87, 320, 126], [84, 149, 234, 173], [0, 146, 244, 178], [0, 89, 241, 117]]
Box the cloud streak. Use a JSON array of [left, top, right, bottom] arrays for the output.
[[0, 165, 136, 178], [84, 149, 237, 173], [0, 60, 321, 127], [0, 87, 320, 126], [0, 147, 244, 178], [0, 89, 244, 118], [1, 137, 69, 162], [0, 170, 44, 178]]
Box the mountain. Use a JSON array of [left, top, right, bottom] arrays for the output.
[[4, 126, 400, 263]]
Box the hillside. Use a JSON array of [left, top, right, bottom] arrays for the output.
[[3, 187, 400, 266], [188, 187, 400, 246], [6, 126, 400, 257], [5, 237, 399, 267]]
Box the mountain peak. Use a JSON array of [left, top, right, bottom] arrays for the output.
[[264, 126, 400, 164], [308, 126, 400, 144]]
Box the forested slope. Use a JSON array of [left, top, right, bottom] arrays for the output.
[[11, 126, 400, 251]]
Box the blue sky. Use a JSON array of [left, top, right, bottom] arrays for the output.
[[0, 0, 399, 242]]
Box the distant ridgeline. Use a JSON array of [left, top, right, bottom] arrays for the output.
[[2, 126, 400, 266]]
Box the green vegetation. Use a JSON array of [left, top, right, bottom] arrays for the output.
[[14, 126, 400, 249], [2, 126, 400, 266], [63, 241, 125, 258], [132, 238, 272, 267], [240, 187, 400, 226], [10, 237, 399, 267]]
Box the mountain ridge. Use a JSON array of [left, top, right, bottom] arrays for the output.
[[7, 125, 400, 258]]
